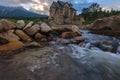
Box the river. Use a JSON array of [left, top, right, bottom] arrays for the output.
[[0, 30, 120, 80]]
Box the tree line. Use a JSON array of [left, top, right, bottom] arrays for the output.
[[80, 3, 120, 24]]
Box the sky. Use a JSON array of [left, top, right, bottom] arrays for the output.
[[0, 0, 120, 15]]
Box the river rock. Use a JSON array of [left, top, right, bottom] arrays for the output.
[[99, 41, 118, 52], [100, 42, 113, 52], [0, 41, 24, 58], [26, 42, 41, 48], [71, 25, 82, 35], [0, 30, 20, 43], [32, 24, 40, 32], [24, 26, 39, 36], [72, 36, 84, 44], [15, 30, 32, 42], [23, 21, 34, 30], [0, 19, 16, 32], [34, 33, 45, 41], [61, 31, 78, 39], [16, 20, 25, 29], [40, 23, 52, 32], [56, 39, 71, 45]]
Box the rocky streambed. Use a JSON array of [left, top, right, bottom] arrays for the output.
[[0, 29, 120, 80], [0, 18, 120, 80]]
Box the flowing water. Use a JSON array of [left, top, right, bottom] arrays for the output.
[[0, 30, 120, 80]]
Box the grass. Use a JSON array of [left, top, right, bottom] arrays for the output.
[[0, 17, 48, 23], [82, 20, 93, 25]]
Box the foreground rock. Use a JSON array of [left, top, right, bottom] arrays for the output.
[[40, 23, 52, 32], [0, 19, 16, 31], [71, 25, 82, 35], [16, 20, 25, 29], [23, 21, 34, 30], [34, 33, 45, 41], [0, 30, 20, 42], [0, 41, 24, 58], [15, 30, 32, 42], [24, 26, 39, 36]]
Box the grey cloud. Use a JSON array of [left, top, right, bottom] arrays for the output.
[[0, 0, 89, 14]]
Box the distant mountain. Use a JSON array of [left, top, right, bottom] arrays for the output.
[[0, 5, 48, 18]]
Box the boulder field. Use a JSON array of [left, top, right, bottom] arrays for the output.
[[0, 19, 83, 58]]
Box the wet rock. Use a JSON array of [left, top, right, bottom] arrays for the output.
[[16, 20, 25, 29], [0, 41, 24, 57], [56, 38, 71, 45], [100, 42, 113, 52], [24, 26, 39, 36], [0, 30, 20, 43], [61, 31, 78, 39], [79, 42, 84, 47], [15, 30, 32, 42], [72, 36, 84, 44], [91, 41, 100, 47], [34, 33, 45, 41], [99, 41, 119, 53], [0, 19, 16, 32], [40, 23, 52, 32], [71, 25, 82, 35], [26, 41, 41, 48], [23, 21, 34, 30], [84, 43, 91, 49]]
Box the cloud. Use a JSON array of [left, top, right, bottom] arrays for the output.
[[0, 0, 120, 15]]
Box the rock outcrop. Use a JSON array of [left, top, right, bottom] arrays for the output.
[[91, 15, 120, 30]]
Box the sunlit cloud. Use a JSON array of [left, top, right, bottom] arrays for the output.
[[0, 0, 120, 15]]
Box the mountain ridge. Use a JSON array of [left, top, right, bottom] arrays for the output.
[[0, 5, 48, 18]]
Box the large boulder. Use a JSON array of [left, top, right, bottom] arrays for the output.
[[16, 20, 25, 29], [61, 31, 78, 39], [92, 15, 120, 30], [23, 21, 34, 30], [71, 25, 82, 35], [15, 30, 32, 42], [0, 41, 24, 58], [0, 19, 16, 32], [24, 26, 39, 36], [0, 30, 20, 44], [40, 23, 52, 32], [99, 41, 118, 52]]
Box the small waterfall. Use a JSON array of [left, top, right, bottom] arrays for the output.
[[69, 44, 120, 80]]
